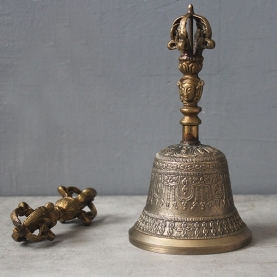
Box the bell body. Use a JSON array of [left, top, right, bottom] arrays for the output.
[[129, 143, 252, 254]]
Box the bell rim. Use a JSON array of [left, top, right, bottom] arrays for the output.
[[129, 226, 252, 255]]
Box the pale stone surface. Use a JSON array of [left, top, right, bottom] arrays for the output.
[[1, 195, 276, 277]]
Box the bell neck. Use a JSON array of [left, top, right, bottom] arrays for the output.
[[182, 126, 200, 145]]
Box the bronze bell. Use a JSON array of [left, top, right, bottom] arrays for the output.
[[129, 4, 252, 254]]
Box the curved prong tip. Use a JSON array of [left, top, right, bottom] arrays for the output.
[[188, 4, 194, 14]]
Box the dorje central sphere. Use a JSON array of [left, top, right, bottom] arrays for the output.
[[128, 4, 252, 254]]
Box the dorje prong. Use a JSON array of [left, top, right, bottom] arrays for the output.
[[10, 186, 97, 242]]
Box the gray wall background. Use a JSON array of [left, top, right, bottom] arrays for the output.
[[0, 0, 276, 196]]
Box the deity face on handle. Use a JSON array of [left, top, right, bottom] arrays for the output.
[[178, 79, 196, 102], [177, 78, 204, 104]]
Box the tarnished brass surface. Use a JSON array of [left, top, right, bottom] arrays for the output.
[[11, 186, 97, 242], [129, 227, 252, 255], [129, 4, 252, 254], [168, 3, 214, 144]]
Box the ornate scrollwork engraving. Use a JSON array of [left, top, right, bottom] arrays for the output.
[[134, 210, 246, 240], [146, 144, 234, 211]]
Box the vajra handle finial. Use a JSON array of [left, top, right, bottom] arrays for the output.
[[168, 4, 215, 145], [10, 186, 97, 242]]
